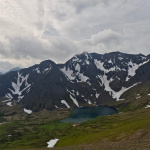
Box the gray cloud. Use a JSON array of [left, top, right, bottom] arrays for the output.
[[0, 0, 150, 71], [0, 61, 15, 72]]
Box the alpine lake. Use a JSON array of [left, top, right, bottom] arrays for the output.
[[60, 106, 118, 123]]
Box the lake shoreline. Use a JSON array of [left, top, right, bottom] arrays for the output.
[[60, 106, 118, 123]]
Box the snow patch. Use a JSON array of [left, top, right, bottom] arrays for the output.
[[136, 94, 141, 99], [116, 66, 121, 71], [34, 67, 41, 74], [145, 105, 150, 108], [118, 57, 123, 60], [85, 53, 89, 59], [75, 63, 80, 72], [43, 66, 52, 74], [76, 91, 79, 96], [126, 60, 149, 81], [72, 56, 79, 62], [61, 67, 75, 80], [95, 93, 100, 98], [7, 72, 31, 102], [61, 100, 70, 108], [61, 65, 89, 83], [6, 102, 12, 106], [97, 74, 139, 100], [126, 76, 130, 81], [94, 59, 115, 73], [87, 81, 91, 85], [26, 88, 30, 93], [92, 87, 96, 91], [70, 95, 79, 107], [55, 105, 58, 108], [24, 108, 32, 114], [140, 56, 146, 60], [116, 76, 120, 80], [108, 59, 113, 64], [76, 72, 89, 82], [86, 60, 90, 65], [87, 100, 92, 105], [5, 93, 13, 99], [122, 68, 126, 71], [47, 139, 59, 148], [84, 99, 92, 104], [2, 99, 11, 102]]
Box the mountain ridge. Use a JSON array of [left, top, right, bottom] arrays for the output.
[[0, 51, 150, 112], [6, 67, 21, 74]]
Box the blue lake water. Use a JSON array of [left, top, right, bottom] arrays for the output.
[[60, 106, 118, 123]]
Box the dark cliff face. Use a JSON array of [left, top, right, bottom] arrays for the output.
[[0, 52, 150, 111]]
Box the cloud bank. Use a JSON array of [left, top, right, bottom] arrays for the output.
[[0, 0, 150, 71]]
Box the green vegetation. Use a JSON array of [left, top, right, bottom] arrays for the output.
[[0, 108, 150, 149], [0, 121, 72, 149], [0, 106, 72, 149], [0, 114, 6, 122], [0, 113, 4, 117], [57, 108, 150, 147]]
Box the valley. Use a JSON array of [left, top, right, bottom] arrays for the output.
[[0, 0, 150, 149], [0, 107, 150, 150], [0, 52, 150, 149]]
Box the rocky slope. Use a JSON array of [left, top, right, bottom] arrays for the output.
[[0, 51, 150, 112]]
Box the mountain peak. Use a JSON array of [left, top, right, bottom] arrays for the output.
[[40, 59, 55, 65], [81, 51, 89, 55], [6, 67, 21, 73], [75, 51, 89, 57]]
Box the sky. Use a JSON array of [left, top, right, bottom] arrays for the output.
[[0, 0, 150, 72]]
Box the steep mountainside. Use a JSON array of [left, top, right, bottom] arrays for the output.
[[0, 52, 150, 112]]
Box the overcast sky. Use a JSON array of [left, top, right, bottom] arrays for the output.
[[0, 0, 150, 72]]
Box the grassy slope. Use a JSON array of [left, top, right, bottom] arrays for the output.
[[0, 108, 71, 149], [117, 80, 150, 112], [0, 108, 150, 150], [0, 121, 73, 149], [57, 108, 150, 147]]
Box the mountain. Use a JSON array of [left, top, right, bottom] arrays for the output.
[[0, 70, 5, 75], [6, 67, 21, 73], [0, 52, 150, 112]]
